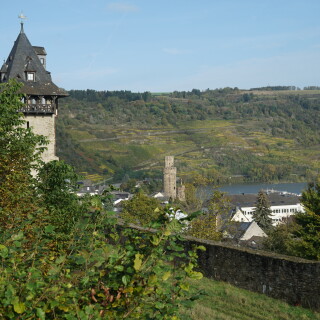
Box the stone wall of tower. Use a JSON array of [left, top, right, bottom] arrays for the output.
[[25, 114, 58, 163], [165, 156, 174, 168], [163, 156, 176, 199], [177, 184, 186, 202]]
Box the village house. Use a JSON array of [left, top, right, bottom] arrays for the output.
[[230, 192, 304, 226]]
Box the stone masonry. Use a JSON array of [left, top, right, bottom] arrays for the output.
[[163, 156, 177, 199], [25, 114, 59, 162], [185, 237, 320, 311]]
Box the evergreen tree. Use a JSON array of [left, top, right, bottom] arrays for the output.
[[252, 190, 273, 232]]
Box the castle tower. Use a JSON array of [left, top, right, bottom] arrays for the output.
[[177, 180, 186, 202], [0, 22, 68, 163], [163, 156, 177, 199]]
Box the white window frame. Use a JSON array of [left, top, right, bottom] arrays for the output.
[[27, 72, 35, 81]]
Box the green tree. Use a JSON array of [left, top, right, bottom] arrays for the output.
[[301, 180, 320, 214], [121, 192, 164, 225], [188, 190, 230, 241], [263, 181, 320, 260], [291, 212, 320, 260], [291, 180, 320, 260], [37, 160, 86, 234], [263, 221, 298, 256], [0, 80, 47, 230], [252, 190, 273, 232]]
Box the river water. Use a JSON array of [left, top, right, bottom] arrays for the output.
[[199, 182, 308, 199]]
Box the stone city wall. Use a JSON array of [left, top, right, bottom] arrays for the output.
[[184, 237, 320, 311]]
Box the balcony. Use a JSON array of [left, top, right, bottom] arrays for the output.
[[18, 103, 55, 114]]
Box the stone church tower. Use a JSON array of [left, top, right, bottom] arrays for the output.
[[163, 156, 177, 199], [0, 22, 67, 163]]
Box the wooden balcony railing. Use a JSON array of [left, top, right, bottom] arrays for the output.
[[18, 104, 55, 114]]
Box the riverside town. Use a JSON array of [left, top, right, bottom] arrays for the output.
[[0, 4, 319, 319]]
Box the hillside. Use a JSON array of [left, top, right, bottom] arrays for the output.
[[181, 277, 320, 320], [56, 88, 320, 183]]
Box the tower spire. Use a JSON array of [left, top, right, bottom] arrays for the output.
[[18, 12, 27, 34]]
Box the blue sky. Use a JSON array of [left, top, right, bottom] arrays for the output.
[[1, 0, 320, 92]]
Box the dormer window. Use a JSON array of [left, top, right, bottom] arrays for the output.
[[27, 72, 35, 81], [40, 58, 45, 65]]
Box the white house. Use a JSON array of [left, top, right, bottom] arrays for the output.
[[230, 193, 304, 226]]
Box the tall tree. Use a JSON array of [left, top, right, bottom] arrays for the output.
[[264, 181, 320, 260], [252, 190, 273, 232], [188, 190, 230, 241], [293, 180, 320, 260], [0, 80, 47, 229], [37, 160, 85, 234], [301, 180, 320, 214]]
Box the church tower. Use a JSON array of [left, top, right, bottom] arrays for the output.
[[0, 22, 68, 163]]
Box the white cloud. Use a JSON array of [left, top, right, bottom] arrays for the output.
[[106, 2, 139, 13]]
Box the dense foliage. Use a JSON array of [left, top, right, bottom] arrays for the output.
[[0, 80, 47, 229], [121, 192, 164, 225], [0, 205, 206, 319], [0, 83, 205, 318], [264, 181, 320, 260], [188, 190, 230, 241]]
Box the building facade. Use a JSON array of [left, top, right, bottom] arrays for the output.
[[0, 23, 67, 163], [230, 193, 304, 226]]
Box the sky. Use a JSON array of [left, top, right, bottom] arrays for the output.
[[1, 0, 320, 92]]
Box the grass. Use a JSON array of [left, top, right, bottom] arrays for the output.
[[180, 277, 320, 320]]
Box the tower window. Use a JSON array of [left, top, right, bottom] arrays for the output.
[[27, 72, 35, 81]]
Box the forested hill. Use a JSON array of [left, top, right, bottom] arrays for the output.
[[56, 87, 320, 184]]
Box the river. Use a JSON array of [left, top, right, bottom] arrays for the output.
[[198, 182, 308, 199]]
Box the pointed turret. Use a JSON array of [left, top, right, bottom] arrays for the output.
[[0, 23, 68, 163], [0, 24, 67, 96]]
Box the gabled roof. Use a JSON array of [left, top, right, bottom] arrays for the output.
[[222, 221, 267, 241], [0, 24, 67, 97]]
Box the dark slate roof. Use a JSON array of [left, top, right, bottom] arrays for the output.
[[110, 191, 132, 200], [0, 24, 67, 97], [229, 193, 301, 208], [222, 221, 251, 240], [33, 46, 47, 55]]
